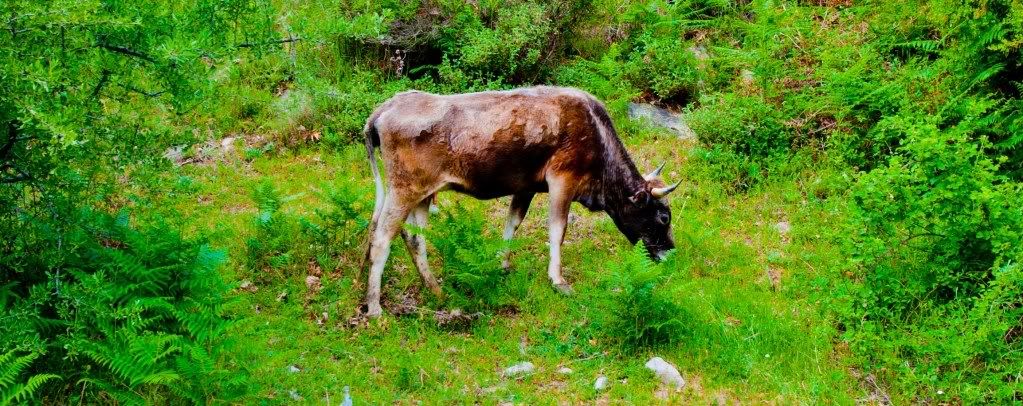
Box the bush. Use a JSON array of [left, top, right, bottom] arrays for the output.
[[687, 93, 788, 157], [838, 115, 1023, 401], [600, 243, 683, 349], [625, 31, 704, 102], [554, 44, 642, 114], [844, 118, 1022, 321], [448, 3, 553, 83], [840, 260, 1023, 403]]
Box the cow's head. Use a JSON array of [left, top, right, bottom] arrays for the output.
[[609, 163, 680, 261]]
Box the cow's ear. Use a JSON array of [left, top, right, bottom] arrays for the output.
[[629, 190, 651, 206]]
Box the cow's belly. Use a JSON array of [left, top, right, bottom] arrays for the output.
[[447, 176, 548, 200], [443, 148, 553, 200]]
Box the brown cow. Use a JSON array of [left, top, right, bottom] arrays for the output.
[[363, 86, 680, 317]]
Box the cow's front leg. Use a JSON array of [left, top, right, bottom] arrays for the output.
[[546, 180, 573, 294], [366, 192, 416, 318], [501, 192, 534, 270]]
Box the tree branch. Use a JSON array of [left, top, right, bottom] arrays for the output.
[[121, 83, 167, 98], [91, 69, 111, 99], [236, 37, 302, 48], [97, 43, 156, 63]]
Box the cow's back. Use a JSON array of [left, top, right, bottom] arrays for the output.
[[370, 87, 603, 199]]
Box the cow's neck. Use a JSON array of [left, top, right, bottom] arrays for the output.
[[576, 142, 645, 213]]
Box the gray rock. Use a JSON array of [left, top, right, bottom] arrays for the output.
[[627, 103, 697, 140], [557, 367, 573, 375], [594, 375, 609, 391], [645, 357, 685, 389], [775, 221, 791, 235], [503, 361, 535, 377], [286, 365, 301, 373]]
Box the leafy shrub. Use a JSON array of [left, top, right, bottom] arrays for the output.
[[316, 71, 418, 147], [687, 93, 788, 157], [840, 260, 1023, 403], [245, 180, 296, 276], [844, 118, 1022, 321], [448, 3, 553, 83], [426, 204, 527, 313], [554, 44, 642, 113], [838, 115, 1023, 401], [625, 31, 704, 102], [600, 243, 683, 349]]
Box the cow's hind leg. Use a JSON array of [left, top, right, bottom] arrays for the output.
[[366, 192, 418, 318], [546, 177, 573, 295], [400, 198, 443, 299], [501, 192, 534, 270]]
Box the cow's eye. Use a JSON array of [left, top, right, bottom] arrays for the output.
[[656, 212, 670, 225]]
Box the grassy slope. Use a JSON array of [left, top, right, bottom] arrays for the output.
[[153, 124, 862, 403]]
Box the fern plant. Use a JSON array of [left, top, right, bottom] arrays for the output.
[[54, 214, 251, 404], [426, 204, 527, 313], [300, 182, 370, 270], [600, 243, 683, 349], [0, 351, 58, 405], [246, 180, 296, 276]]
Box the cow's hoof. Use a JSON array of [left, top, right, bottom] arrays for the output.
[[366, 303, 383, 318], [553, 283, 574, 295]]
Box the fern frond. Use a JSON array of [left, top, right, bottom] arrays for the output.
[[893, 39, 941, 53], [1, 373, 59, 405], [0, 352, 38, 388], [972, 63, 1005, 84], [0, 351, 59, 405]]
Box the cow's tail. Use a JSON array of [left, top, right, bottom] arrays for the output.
[[361, 112, 384, 276], [364, 113, 384, 227]]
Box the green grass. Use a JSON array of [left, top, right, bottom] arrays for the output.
[[143, 125, 864, 403]]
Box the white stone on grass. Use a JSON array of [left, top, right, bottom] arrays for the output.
[[503, 361, 535, 377], [645, 357, 685, 389]]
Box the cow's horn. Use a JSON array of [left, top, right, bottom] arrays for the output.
[[644, 162, 666, 181], [650, 181, 681, 198]]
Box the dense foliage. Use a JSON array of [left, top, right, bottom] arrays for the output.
[[2, 0, 1021, 402], [1, 0, 270, 402]]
